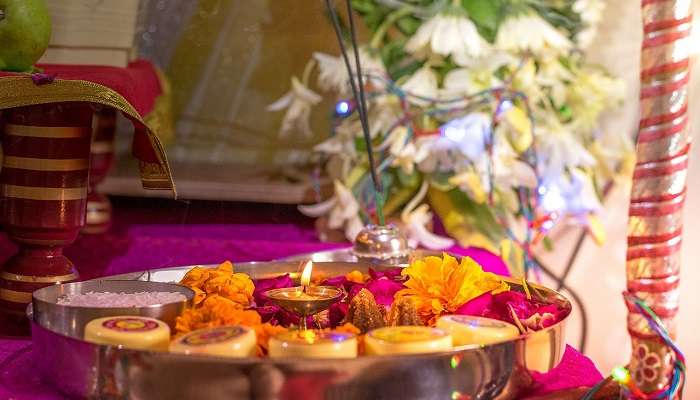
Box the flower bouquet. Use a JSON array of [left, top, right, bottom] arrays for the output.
[[269, 0, 632, 274]]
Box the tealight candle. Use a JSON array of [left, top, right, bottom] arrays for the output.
[[269, 330, 358, 359], [437, 315, 520, 346], [365, 326, 452, 355], [84, 316, 170, 351], [170, 325, 257, 358], [264, 261, 343, 330]]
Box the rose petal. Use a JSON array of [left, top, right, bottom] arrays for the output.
[[253, 274, 294, 306], [454, 292, 494, 316], [329, 302, 349, 327], [365, 278, 404, 307], [368, 267, 404, 281]]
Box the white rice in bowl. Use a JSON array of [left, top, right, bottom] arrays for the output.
[[57, 291, 186, 307]]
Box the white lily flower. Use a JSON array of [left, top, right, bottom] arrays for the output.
[[415, 135, 459, 173], [400, 182, 454, 250], [443, 68, 502, 96], [406, 13, 489, 64], [379, 126, 428, 176], [369, 95, 403, 138], [455, 51, 517, 71], [440, 113, 491, 161], [298, 180, 364, 241], [539, 169, 601, 215], [313, 49, 386, 94], [535, 55, 575, 108], [495, 12, 571, 54], [567, 67, 625, 132], [391, 142, 418, 175], [267, 77, 322, 138], [535, 118, 596, 181], [401, 66, 438, 106], [403, 204, 455, 249], [449, 130, 537, 203]]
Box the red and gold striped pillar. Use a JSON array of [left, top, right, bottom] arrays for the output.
[[84, 107, 116, 234], [626, 0, 691, 393], [0, 103, 93, 316]]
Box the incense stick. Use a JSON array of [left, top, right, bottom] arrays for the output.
[[324, 0, 385, 225]]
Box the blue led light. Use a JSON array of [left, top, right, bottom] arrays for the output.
[[335, 100, 351, 116]]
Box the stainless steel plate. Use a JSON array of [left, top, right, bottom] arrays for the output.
[[30, 261, 571, 400], [32, 280, 194, 338]]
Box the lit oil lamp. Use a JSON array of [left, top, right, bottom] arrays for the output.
[[264, 261, 343, 330]]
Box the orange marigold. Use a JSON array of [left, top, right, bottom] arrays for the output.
[[345, 270, 365, 284], [396, 253, 509, 325], [180, 261, 254, 307], [253, 323, 288, 356], [175, 295, 262, 335]]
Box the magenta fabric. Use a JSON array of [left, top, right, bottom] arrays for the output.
[[0, 198, 601, 398]]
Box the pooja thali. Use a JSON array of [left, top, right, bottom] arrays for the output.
[[29, 258, 571, 400]]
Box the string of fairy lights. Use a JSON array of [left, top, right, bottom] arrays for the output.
[[582, 293, 686, 399]]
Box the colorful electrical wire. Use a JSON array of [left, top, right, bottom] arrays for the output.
[[582, 293, 686, 400]]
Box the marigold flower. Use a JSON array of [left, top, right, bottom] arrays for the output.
[[396, 254, 509, 325], [175, 295, 261, 335], [253, 323, 289, 356], [180, 261, 254, 307], [345, 270, 365, 284]]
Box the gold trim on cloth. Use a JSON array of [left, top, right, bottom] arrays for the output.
[[3, 156, 88, 171], [0, 76, 176, 196], [2, 184, 87, 201], [0, 288, 32, 303], [0, 271, 78, 283], [5, 124, 91, 138]]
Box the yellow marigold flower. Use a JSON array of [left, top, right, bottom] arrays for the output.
[[396, 253, 509, 325], [179, 266, 210, 288], [180, 261, 255, 307], [345, 270, 365, 284]]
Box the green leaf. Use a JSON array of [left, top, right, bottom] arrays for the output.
[[388, 58, 423, 82], [461, 0, 504, 42], [445, 188, 506, 242], [350, 0, 376, 14], [396, 15, 422, 36], [355, 136, 367, 153], [396, 168, 421, 187]]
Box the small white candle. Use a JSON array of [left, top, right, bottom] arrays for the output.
[[269, 330, 357, 359], [436, 315, 519, 346], [364, 326, 452, 355], [170, 325, 257, 358]]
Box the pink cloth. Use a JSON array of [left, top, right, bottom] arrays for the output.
[[0, 198, 602, 398]]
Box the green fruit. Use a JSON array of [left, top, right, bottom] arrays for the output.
[[0, 0, 52, 72]]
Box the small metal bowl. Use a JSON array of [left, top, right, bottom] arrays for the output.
[[32, 280, 194, 338], [352, 224, 411, 264]]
